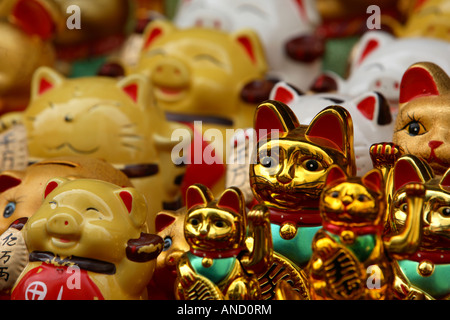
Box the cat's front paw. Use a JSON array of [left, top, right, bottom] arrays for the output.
[[370, 142, 403, 169], [0, 112, 23, 132]]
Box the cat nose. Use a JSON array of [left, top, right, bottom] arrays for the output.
[[342, 195, 353, 205], [428, 140, 443, 150]]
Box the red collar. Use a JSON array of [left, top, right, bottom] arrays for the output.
[[190, 247, 245, 259], [406, 250, 450, 264], [322, 220, 383, 236], [268, 207, 322, 227]]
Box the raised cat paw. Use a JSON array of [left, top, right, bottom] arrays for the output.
[[247, 204, 270, 226], [370, 142, 403, 169]]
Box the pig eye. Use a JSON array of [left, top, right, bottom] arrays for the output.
[[163, 236, 172, 251], [3, 202, 15, 218]]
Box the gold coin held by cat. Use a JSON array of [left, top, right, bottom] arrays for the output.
[[280, 222, 297, 240], [202, 257, 213, 268], [417, 260, 434, 277]]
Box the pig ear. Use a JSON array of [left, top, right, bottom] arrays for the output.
[[0, 171, 23, 193], [142, 19, 175, 51], [186, 184, 213, 209], [393, 155, 433, 193], [325, 165, 347, 188], [217, 187, 244, 213], [115, 187, 148, 228], [350, 31, 393, 69], [362, 169, 383, 194], [399, 62, 450, 104], [231, 28, 267, 73], [11, 0, 56, 40], [269, 81, 302, 105], [254, 100, 300, 141], [352, 91, 392, 125], [116, 73, 150, 107], [30, 67, 64, 100], [43, 177, 68, 199]]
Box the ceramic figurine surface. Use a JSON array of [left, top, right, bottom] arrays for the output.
[[393, 61, 450, 176], [175, 184, 272, 300], [387, 156, 450, 300], [19, 67, 191, 231], [172, 0, 323, 91], [132, 19, 268, 195], [328, 31, 450, 114], [11, 178, 163, 300], [249, 100, 356, 269], [309, 165, 425, 300], [0, 0, 56, 116], [147, 208, 189, 300], [270, 81, 394, 175]]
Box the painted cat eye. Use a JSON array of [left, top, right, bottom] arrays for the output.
[[406, 121, 426, 136], [303, 159, 321, 171], [163, 236, 172, 251], [439, 207, 450, 217], [3, 202, 15, 218]]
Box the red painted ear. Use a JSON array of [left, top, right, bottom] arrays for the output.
[[357, 39, 379, 65], [356, 95, 376, 120], [0, 175, 21, 193], [44, 180, 60, 199], [38, 78, 54, 95], [393, 158, 425, 192], [306, 109, 346, 152], [119, 190, 133, 213], [254, 101, 299, 141], [236, 35, 256, 63], [270, 82, 297, 104], [12, 0, 55, 40], [399, 66, 439, 104], [362, 169, 383, 194], [325, 165, 347, 188], [155, 213, 176, 233], [440, 168, 450, 189], [122, 83, 138, 102], [217, 188, 243, 213], [142, 20, 175, 50], [186, 184, 212, 209]]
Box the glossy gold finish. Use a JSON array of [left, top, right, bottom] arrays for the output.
[[175, 184, 273, 300]]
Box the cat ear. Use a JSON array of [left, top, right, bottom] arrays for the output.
[[30, 67, 65, 100], [350, 31, 393, 69], [142, 19, 175, 51], [0, 171, 23, 193], [254, 100, 300, 141], [231, 28, 267, 72], [117, 74, 151, 107], [362, 169, 383, 194], [393, 155, 433, 193], [306, 105, 354, 159], [11, 0, 57, 40], [325, 165, 347, 188], [399, 62, 450, 104], [352, 91, 392, 125], [155, 211, 177, 233], [269, 81, 302, 105], [186, 184, 213, 209], [43, 177, 68, 199], [217, 187, 244, 213], [114, 187, 148, 228], [439, 168, 450, 190]]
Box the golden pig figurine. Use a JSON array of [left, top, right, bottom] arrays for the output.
[[11, 178, 163, 300]]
